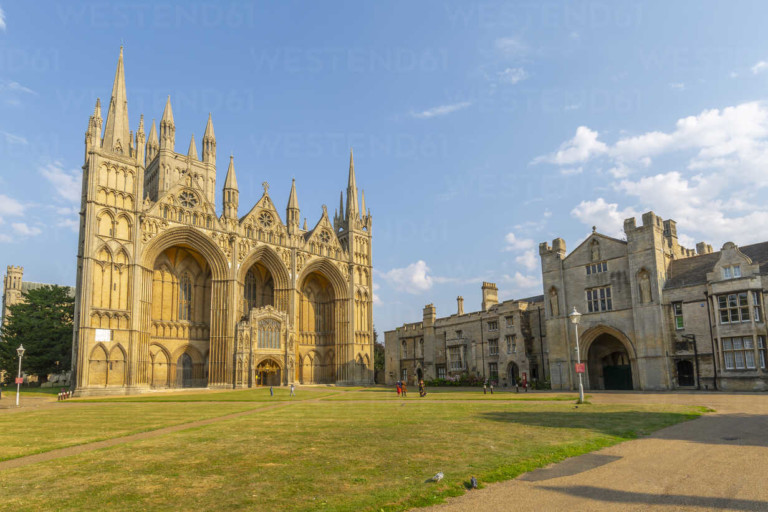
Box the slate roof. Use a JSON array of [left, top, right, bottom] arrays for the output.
[[519, 294, 545, 304], [665, 241, 768, 289], [21, 282, 76, 298]]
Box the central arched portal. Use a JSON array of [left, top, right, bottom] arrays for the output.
[[255, 358, 282, 387], [587, 333, 633, 390], [149, 246, 211, 389], [299, 271, 336, 383]]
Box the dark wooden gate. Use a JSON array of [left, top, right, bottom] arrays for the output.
[[603, 364, 632, 390], [677, 360, 695, 386]]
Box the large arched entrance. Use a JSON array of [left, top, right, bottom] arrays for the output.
[[256, 358, 282, 387], [298, 271, 336, 383], [587, 333, 633, 390], [149, 245, 212, 389]]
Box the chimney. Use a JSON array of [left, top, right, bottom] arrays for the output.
[[481, 282, 498, 311], [457, 296, 464, 315]]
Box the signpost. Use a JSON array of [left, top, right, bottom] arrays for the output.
[[575, 363, 585, 374]]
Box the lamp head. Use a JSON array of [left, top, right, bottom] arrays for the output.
[[569, 307, 582, 325], [17, 344, 25, 358]]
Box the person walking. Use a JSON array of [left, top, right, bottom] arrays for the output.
[[290, 383, 295, 397], [396, 381, 401, 396], [401, 381, 407, 397], [490, 382, 494, 394], [483, 381, 487, 395], [270, 385, 274, 397]]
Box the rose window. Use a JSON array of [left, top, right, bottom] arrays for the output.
[[258, 212, 273, 228], [319, 230, 331, 244], [179, 191, 198, 209]]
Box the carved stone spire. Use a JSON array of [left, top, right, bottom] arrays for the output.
[[187, 134, 198, 160], [223, 155, 239, 219], [146, 119, 159, 162], [202, 113, 216, 164], [345, 148, 359, 219], [160, 95, 175, 151], [287, 178, 300, 234], [102, 47, 130, 155]]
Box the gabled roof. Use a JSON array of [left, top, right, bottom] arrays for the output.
[[564, 232, 627, 261], [665, 241, 768, 289]]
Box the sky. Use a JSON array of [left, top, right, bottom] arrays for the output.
[[3, 1, 768, 333]]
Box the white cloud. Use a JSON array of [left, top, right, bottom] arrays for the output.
[[533, 126, 608, 165], [12, 223, 42, 236], [495, 37, 527, 57], [560, 166, 583, 176], [410, 101, 472, 119], [371, 282, 381, 305], [571, 198, 637, 239], [497, 67, 527, 85], [515, 249, 538, 271], [503, 232, 535, 252], [40, 162, 81, 203], [0, 81, 35, 95], [669, 82, 685, 91], [501, 272, 541, 293], [381, 260, 434, 294], [2, 131, 28, 145], [0, 194, 25, 218], [0, 8, 5, 31], [752, 61, 768, 74]]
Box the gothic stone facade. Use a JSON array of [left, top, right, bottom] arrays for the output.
[[542, 211, 768, 392], [72, 49, 374, 395], [384, 283, 546, 387]]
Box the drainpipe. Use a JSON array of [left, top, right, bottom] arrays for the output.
[[537, 305, 547, 380], [704, 291, 719, 391], [479, 317, 486, 381]]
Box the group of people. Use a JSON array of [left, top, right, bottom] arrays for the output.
[[396, 380, 427, 397]]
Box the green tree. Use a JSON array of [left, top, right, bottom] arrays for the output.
[[0, 285, 74, 382], [373, 326, 385, 373]]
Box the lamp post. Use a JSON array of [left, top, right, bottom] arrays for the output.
[[15, 344, 25, 407], [569, 308, 584, 404]]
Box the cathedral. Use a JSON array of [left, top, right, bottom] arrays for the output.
[[72, 49, 374, 394]]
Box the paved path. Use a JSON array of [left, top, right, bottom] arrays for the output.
[[420, 392, 768, 512]]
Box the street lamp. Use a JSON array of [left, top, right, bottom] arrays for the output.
[[569, 307, 585, 404], [15, 344, 25, 407]]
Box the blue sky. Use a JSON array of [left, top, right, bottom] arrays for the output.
[[3, 1, 768, 332]]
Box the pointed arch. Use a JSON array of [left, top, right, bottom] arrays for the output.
[[296, 258, 349, 300], [142, 226, 229, 280]]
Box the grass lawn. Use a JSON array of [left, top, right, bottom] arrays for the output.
[[0, 394, 705, 511], [0, 402, 265, 461], [70, 386, 341, 402]]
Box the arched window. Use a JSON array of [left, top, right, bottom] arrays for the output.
[[178, 273, 192, 321], [401, 340, 407, 359]]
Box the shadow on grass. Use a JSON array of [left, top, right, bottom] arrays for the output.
[[541, 485, 768, 511], [480, 410, 768, 447]]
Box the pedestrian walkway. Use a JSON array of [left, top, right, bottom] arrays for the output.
[[419, 392, 768, 511]]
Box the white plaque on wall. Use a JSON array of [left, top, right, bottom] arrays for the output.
[[95, 329, 112, 342]]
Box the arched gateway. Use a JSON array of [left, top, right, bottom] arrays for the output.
[[580, 326, 636, 391], [72, 49, 374, 394]]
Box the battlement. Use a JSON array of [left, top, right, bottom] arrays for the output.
[[539, 238, 566, 256]]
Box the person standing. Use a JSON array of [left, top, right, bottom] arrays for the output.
[[490, 382, 494, 394], [401, 382, 407, 397], [290, 383, 295, 397], [269, 385, 274, 397], [396, 381, 401, 396], [483, 381, 487, 395]]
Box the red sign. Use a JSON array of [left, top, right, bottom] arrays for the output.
[[15, 377, 23, 384], [575, 363, 586, 374], [522, 372, 528, 386]]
